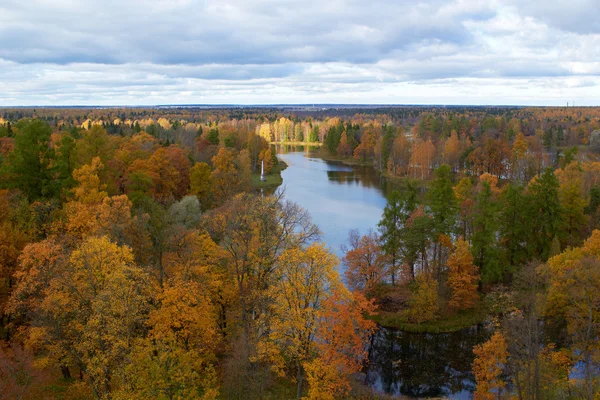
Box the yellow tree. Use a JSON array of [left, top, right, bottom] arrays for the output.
[[447, 238, 480, 310], [210, 148, 251, 206], [556, 162, 587, 247], [259, 148, 274, 174], [542, 231, 600, 398], [443, 129, 460, 171], [406, 273, 439, 324], [122, 280, 220, 399], [72, 157, 107, 205], [189, 162, 213, 210], [390, 132, 411, 176], [473, 331, 509, 400], [9, 236, 153, 398], [257, 243, 339, 399], [512, 132, 528, 180]]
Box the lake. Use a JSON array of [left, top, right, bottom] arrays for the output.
[[274, 145, 484, 399]]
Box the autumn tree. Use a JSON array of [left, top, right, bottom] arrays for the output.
[[336, 131, 352, 157], [259, 147, 274, 174], [447, 238, 480, 310], [9, 236, 153, 398], [543, 232, 600, 398], [389, 131, 411, 176], [257, 243, 339, 399], [343, 229, 389, 295], [353, 130, 376, 162], [406, 273, 438, 324], [207, 193, 320, 340], [511, 132, 529, 181], [443, 129, 460, 171], [210, 148, 251, 206], [454, 177, 475, 239], [303, 288, 376, 400], [473, 331, 509, 400], [189, 161, 213, 210], [118, 278, 220, 400]]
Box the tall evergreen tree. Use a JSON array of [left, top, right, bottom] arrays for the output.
[[472, 181, 502, 282], [427, 164, 457, 276], [428, 164, 457, 237], [0, 119, 59, 200], [528, 167, 562, 260], [378, 183, 418, 285], [499, 183, 531, 268]]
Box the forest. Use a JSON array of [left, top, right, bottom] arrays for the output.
[[1, 105, 600, 399]]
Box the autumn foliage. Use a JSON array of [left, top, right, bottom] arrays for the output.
[[473, 331, 509, 400], [447, 238, 480, 310]]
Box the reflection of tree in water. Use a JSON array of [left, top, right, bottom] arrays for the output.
[[325, 166, 386, 191], [365, 326, 488, 398]]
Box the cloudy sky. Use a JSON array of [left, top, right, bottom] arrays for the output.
[[0, 0, 599, 106]]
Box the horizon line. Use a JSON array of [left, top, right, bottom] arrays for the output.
[[0, 103, 598, 109]]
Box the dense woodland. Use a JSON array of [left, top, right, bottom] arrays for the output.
[[1, 106, 600, 399]]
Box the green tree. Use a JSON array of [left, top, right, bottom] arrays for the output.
[[378, 184, 417, 285], [325, 125, 343, 155], [528, 168, 562, 260], [308, 126, 319, 143], [427, 164, 457, 277], [428, 164, 457, 237], [0, 119, 59, 200], [499, 183, 531, 267], [401, 207, 435, 280], [472, 181, 502, 282], [55, 132, 77, 194], [558, 163, 587, 247]]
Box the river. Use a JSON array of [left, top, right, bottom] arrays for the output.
[[275, 145, 394, 260], [274, 145, 485, 399]]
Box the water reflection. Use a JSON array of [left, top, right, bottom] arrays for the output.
[[365, 326, 489, 399]]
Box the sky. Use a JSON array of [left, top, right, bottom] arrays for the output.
[[0, 0, 599, 106]]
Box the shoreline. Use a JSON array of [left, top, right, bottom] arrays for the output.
[[251, 160, 288, 188]]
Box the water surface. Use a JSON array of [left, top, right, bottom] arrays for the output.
[[276, 145, 391, 259]]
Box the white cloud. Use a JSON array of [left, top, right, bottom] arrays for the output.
[[0, 0, 598, 105]]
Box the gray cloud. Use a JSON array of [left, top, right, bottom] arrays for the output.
[[0, 0, 598, 105]]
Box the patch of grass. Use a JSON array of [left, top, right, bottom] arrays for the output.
[[371, 303, 488, 333], [251, 161, 287, 189]]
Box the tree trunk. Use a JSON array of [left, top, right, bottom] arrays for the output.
[[60, 365, 71, 379], [296, 361, 304, 400]]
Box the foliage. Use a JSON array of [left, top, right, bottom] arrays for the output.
[[447, 238, 480, 310], [473, 331, 509, 400]]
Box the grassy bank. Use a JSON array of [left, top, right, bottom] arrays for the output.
[[270, 141, 322, 146], [316, 152, 372, 166], [251, 161, 287, 189], [371, 304, 488, 333]]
